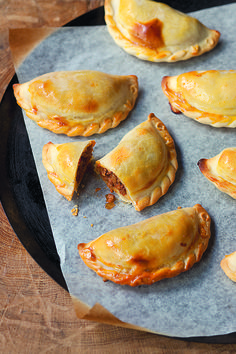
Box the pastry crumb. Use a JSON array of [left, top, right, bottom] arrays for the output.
[[91, 223, 94, 227], [95, 187, 101, 193], [105, 193, 116, 209], [105, 193, 115, 203], [105, 202, 115, 210], [71, 205, 79, 216]]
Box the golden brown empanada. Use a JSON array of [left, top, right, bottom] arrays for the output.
[[95, 113, 178, 211], [198, 147, 236, 199], [105, 0, 220, 62], [221, 251, 236, 282], [42, 140, 95, 201], [78, 204, 211, 286], [13, 70, 138, 136], [162, 70, 236, 127]]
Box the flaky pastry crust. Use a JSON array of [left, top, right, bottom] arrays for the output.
[[78, 204, 211, 286], [42, 140, 95, 201], [162, 70, 236, 127], [105, 0, 220, 62], [13, 71, 138, 136], [95, 113, 178, 211], [198, 147, 236, 199]]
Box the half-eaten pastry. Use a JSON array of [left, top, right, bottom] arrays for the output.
[[221, 251, 236, 282], [78, 204, 211, 286], [105, 0, 220, 62], [95, 113, 178, 211], [198, 147, 236, 199], [162, 70, 236, 127], [13, 70, 138, 136], [42, 140, 95, 201]]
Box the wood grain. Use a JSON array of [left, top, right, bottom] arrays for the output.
[[1, 1, 236, 352]]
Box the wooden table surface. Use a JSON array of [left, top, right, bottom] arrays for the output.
[[0, 1, 236, 352]]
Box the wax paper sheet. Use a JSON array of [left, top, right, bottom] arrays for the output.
[[14, 3, 236, 338]]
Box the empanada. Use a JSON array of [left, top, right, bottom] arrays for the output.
[[13, 70, 138, 136], [198, 147, 236, 199], [78, 204, 211, 286], [162, 70, 236, 127], [221, 251, 236, 282], [95, 113, 178, 211], [42, 140, 95, 201], [105, 0, 220, 62]]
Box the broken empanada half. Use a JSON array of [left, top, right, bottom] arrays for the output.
[[13, 70, 138, 136], [42, 140, 95, 201], [105, 0, 220, 62], [95, 113, 178, 211], [198, 147, 236, 199], [162, 70, 236, 127], [221, 251, 236, 282], [78, 204, 211, 286]]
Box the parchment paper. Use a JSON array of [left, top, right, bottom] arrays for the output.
[[10, 3, 236, 338]]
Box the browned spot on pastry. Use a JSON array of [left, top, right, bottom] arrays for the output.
[[169, 102, 181, 114], [131, 19, 164, 50], [195, 71, 207, 77], [197, 159, 207, 173], [191, 44, 200, 55], [52, 116, 67, 127], [197, 159, 219, 185], [32, 106, 38, 114], [130, 255, 150, 265], [81, 99, 99, 113]]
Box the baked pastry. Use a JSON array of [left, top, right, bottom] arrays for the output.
[[221, 251, 236, 282], [95, 113, 178, 211], [105, 0, 220, 62], [78, 204, 211, 286], [198, 147, 236, 199], [13, 70, 138, 136], [162, 70, 236, 127], [42, 140, 95, 201]]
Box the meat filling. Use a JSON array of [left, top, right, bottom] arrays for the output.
[[76, 144, 94, 186], [96, 165, 127, 196]]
